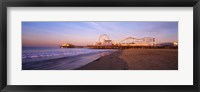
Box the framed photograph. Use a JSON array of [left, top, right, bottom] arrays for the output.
[[0, 0, 199, 92]]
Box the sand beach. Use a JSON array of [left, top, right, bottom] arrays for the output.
[[79, 49, 178, 70]]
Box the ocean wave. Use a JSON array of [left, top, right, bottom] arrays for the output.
[[22, 48, 117, 62], [22, 48, 118, 70]]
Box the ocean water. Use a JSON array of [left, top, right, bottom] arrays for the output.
[[22, 47, 117, 70]]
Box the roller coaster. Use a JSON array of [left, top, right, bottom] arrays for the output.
[[117, 37, 156, 46], [95, 34, 156, 46]]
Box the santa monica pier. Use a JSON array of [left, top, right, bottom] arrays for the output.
[[60, 34, 178, 49]]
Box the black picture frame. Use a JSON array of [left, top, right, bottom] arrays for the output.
[[0, 0, 200, 92]]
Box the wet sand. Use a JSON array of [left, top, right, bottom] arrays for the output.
[[78, 49, 178, 70]]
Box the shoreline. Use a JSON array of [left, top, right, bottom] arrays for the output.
[[78, 49, 178, 70], [77, 50, 128, 70]]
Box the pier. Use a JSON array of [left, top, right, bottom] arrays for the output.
[[86, 45, 177, 49], [60, 34, 178, 49]]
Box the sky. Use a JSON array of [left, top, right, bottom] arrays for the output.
[[22, 22, 178, 47]]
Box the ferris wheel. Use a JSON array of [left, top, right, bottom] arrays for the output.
[[99, 34, 110, 43]]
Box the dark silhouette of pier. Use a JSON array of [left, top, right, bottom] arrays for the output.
[[86, 45, 178, 49], [60, 34, 178, 49]]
